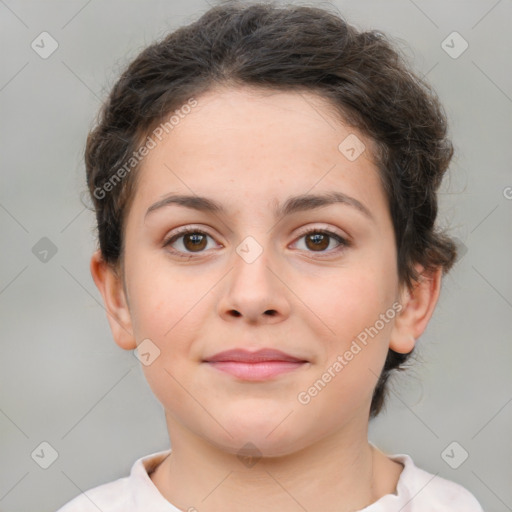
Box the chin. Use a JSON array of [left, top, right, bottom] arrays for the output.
[[205, 416, 314, 459], [213, 435, 305, 459]]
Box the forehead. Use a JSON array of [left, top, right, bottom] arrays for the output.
[[131, 86, 385, 216]]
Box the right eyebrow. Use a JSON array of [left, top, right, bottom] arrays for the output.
[[145, 194, 225, 219]]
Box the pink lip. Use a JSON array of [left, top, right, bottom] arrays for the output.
[[203, 349, 308, 381]]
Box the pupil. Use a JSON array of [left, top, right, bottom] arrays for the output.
[[307, 233, 328, 251], [185, 233, 206, 251]]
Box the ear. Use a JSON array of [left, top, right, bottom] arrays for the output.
[[389, 266, 442, 354], [90, 249, 137, 351]]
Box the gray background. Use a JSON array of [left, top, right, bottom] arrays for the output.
[[0, 0, 511, 511]]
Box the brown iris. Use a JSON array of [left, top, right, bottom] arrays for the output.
[[183, 233, 208, 252], [305, 232, 329, 251]]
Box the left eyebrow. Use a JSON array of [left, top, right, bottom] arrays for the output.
[[276, 191, 374, 221], [145, 191, 374, 222]]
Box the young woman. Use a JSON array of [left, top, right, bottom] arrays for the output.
[[57, 2, 483, 510]]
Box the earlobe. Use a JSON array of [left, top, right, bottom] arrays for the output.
[[389, 332, 416, 355], [89, 250, 137, 351], [389, 266, 442, 354]]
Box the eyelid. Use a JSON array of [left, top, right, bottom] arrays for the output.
[[290, 226, 350, 256], [162, 225, 219, 246], [162, 226, 220, 260], [293, 223, 350, 242]]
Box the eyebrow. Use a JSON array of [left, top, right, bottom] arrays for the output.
[[145, 191, 374, 221]]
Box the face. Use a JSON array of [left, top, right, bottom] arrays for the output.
[[111, 87, 403, 456]]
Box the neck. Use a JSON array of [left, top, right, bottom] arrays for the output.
[[150, 417, 401, 512]]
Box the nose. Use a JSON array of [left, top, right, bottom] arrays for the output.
[[216, 241, 291, 325]]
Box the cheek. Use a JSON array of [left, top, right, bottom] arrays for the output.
[[129, 267, 206, 414], [128, 260, 202, 340], [299, 300, 396, 424], [318, 263, 397, 341], [308, 259, 397, 397]]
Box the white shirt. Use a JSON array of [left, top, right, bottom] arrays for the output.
[[56, 449, 484, 511]]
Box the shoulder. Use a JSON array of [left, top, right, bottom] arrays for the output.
[[55, 449, 173, 512], [392, 454, 484, 512], [55, 476, 130, 512]]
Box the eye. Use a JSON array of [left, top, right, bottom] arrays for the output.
[[292, 228, 349, 255], [162, 226, 349, 259], [163, 228, 218, 258]]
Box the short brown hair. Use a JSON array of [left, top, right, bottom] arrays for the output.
[[85, 1, 457, 418]]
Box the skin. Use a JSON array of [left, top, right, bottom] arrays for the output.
[[91, 86, 442, 511]]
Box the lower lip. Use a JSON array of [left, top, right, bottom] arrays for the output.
[[205, 361, 307, 380]]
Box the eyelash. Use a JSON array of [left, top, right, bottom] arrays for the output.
[[162, 226, 350, 259]]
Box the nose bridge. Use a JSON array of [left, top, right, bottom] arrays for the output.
[[218, 231, 290, 322], [232, 233, 275, 296]]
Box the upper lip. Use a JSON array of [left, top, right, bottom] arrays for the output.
[[204, 349, 307, 363]]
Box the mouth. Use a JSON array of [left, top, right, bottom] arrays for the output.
[[203, 349, 309, 381]]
